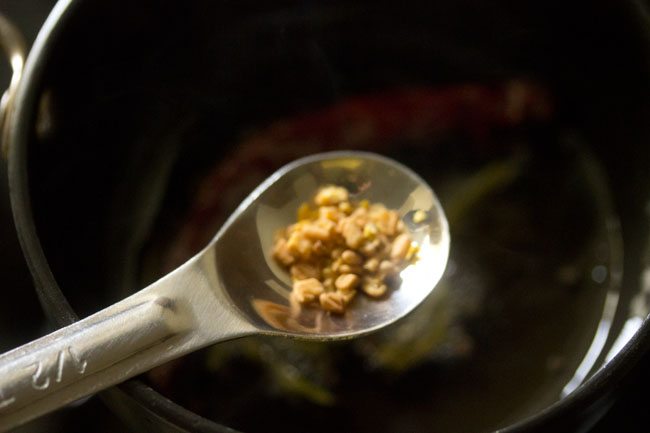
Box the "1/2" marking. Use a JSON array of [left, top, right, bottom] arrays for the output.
[[30, 361, 49, 390], [0, 346, 87, 411], [28, 346, 88, 391]]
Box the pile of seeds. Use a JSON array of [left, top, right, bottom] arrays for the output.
[[272, 186, 418, 314]]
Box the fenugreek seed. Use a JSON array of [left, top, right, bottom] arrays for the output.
[[323, 278, 334, 291], [335, 274, 361, 292], [382, 238, 395, 256], [363, 258, 380, 273], [379, 260, 396, 275], [391, 233, 411, 260], [342, 221, 363, 249], [298, 239, 314, 259], [330, 248, 343, 259], [286, 232, 313, 259], [362, 279, 387, 298], [290, 263, 320, 280], [293, 278, 324, 303], [341, 249, 363, 265], [289, 291, 305, 317], [360, 239, 381, 256], [340, 289, 356, 303], [338, 201, 353, 214], [318, 206, 341, 222], [318, 218, 336, 232], [297, 202, 313, 220], [339, 264, 363, 275], [405, 242, 420, 261], [363, 222, 378, 239], [312, 240, 327, 256], [335, 218, 346, 234], [412, 209, 428, 224], [350, 207, 368, 220], [289, 290, 302, 306], [371, 212, 388, 234], [319, 292, 345, 314], [272, 238, 295, 266], [315, 186, 349, 206], [385, 211, 399, 236], [303, 224, 330, 241], [285, 232, 301, 251]]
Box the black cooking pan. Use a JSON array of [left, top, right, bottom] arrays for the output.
[[4, 0, 650, 432]]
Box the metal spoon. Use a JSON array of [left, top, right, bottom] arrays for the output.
[[0, 151, 450, 431]]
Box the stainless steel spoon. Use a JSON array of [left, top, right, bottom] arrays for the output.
[[0, 151, 450, 431]]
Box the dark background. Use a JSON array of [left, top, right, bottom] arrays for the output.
[[0, 1, 647, 432], [0, 1, 124, 431]]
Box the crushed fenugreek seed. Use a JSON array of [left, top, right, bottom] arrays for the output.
[[412, 209, 428, 224], [272, 185, 418, 314]]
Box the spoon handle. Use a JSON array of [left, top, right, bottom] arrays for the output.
[[0, 250, 254, 431], [0, 295, 179, 431]]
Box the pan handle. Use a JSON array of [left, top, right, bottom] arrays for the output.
[[0, 12, 26, 158]]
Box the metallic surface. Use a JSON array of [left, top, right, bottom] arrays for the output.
[[0, 151, 449, 431], [0, 12, 25, 157]]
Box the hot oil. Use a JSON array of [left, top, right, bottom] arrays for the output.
[[350, 139, 623, 432], [140, 89, 622, 433]]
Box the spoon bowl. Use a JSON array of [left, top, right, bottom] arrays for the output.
[[216, 151, 450, 338], [0, 151, 449, 431]]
